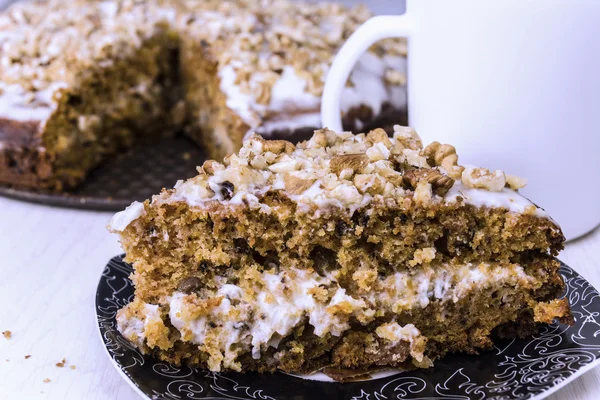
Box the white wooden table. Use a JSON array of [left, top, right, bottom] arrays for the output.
[[0, 197, 598, 399]]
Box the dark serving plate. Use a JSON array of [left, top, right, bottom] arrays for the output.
[[0, 136, 204, 211], [96, 255, 600, 399]]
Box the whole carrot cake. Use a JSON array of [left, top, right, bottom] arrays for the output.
[[0, 0, 406, 191], [109, 127, 572, 378]]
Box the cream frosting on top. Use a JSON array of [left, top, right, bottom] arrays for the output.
[[109, 127, 551, 232], [108, 201, 146, 232]]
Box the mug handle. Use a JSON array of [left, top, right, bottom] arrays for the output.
[[321, 15, 414, 132]]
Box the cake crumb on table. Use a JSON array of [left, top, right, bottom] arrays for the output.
[[55, 358, 66, 368], [24, 355, 31, 359], [70, 365, 76, 370], [2, 330, 11, 339], [43, 378, 50, 383]]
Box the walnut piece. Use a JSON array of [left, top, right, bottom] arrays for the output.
[[461, 167, 506, 192], [330, 153, 369, 175], [506, 174, 527, 190], [353, 174, 386, 195], [366, 128, 392, 148], [200, 160, 222, 175], [254, 136, 295, 154], [413, 181, 433, 204], [285, 175, 316, 195], [423, 141, 464, 180], [403, 168, 455, 196], [393, 125, 422, 150]]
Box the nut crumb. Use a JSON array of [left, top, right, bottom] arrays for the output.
[[461, 167, 506, 192], [330, 153, 369, 175], [2, 330, 11, 339], [403, 168, 454, 196], [70, 365, 77, 370], [55, 358, 66, 368], [506, 174, 527, 190], [24, 355, 31, 359], [43, 378, 51, 383]]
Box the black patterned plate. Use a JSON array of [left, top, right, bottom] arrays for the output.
[[96, 255, 600, 400]]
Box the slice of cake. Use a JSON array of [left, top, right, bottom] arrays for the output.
[[108, 127, 572, 376], [0, 0, 406, 191]]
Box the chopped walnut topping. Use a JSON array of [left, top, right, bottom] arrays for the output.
[[201, 160, 223, 176], [403, 168, 454, 196], [399, 149, 429, 168], [253, 136, 295, 155], [506, 174, 527, 190], [330, 153, 369, 175], [354, 174, 386, 195], [366, 128, 392, 148], [423, 141, 464, 180], [393, 125, 422, 150], [366, 142, 391, 161], [461, 167, 506, 192], [413, 181, 433, 205], [285, 175, 316, 195], [164, 127, 537, 214]]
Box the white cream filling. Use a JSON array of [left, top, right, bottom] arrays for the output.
[[158, 261, 536, 370], [116, 303, 161, 348], [107, 201, 146, 232]]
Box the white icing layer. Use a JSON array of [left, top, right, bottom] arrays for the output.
[[340, 53, 407, 118], [107, 201, 146, 232], [157, 261, 537, 370], [445, 183, 548, 217], [220, 53, 406, 136], [0, 82, 66, 123], [270, 66, 321, 114], [218, 62, 264, 127]]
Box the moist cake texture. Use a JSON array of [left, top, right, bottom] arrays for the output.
[[109, 127, 572, 377], [0, 0, 406, 190]]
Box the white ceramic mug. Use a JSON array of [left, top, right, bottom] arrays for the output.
[[322, 0, 600, 241]]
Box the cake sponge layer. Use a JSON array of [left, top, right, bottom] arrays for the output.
[[116, 256, 570, 373]]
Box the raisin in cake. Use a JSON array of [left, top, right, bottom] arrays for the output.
[[108, 127, 572, 376], [0, 0, 406, 191]]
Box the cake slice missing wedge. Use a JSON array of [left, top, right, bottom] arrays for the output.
[[108, 126, 572, 376]]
